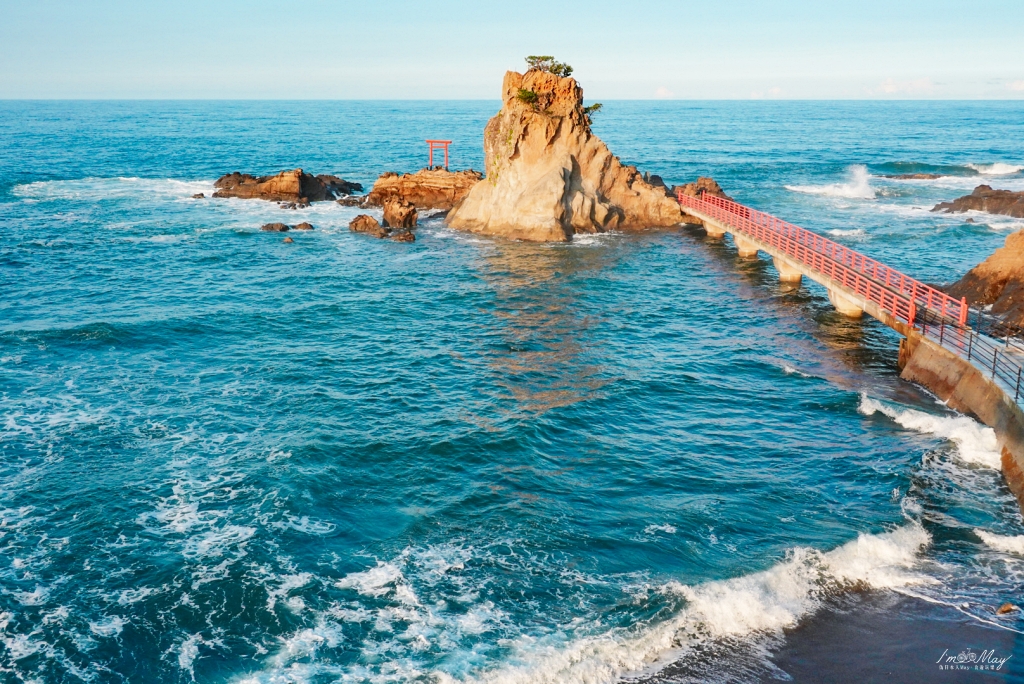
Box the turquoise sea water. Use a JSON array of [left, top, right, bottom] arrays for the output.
[[2, 100, 1024, 683]]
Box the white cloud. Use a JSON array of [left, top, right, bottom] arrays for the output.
[[750, 86, 783, 100], [870, 77, 934, 96], [1009, 80, 1024, 92], [654, 86, 673, 99]]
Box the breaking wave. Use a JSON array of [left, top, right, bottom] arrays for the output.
[[785, 165, 875, 199], [976, 530, 1024, 555], [967, 163, 1024, 176], [858, 395, 1000, 469]]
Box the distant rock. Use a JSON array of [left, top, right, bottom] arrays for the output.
[[883, 173, 943, 180], [349, 214, 416, 242], [214, 169, 362, 203], [932, 185, 1024, 218], [283, 236, 294, 243], [192, 193, 205, 199], [947, 229, 1024, 328], [367, 168, 482, 210], [446, 69, 698, 241], [349, 215, 388, 239], [997, 603, 1017, 615], [261, 223, 290, 232], [383, 198, 417, 229], [294, 222, 314, 231]]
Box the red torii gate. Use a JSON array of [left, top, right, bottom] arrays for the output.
[[426, 140, 451, 170]]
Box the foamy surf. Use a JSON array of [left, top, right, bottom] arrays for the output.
[[967, 163, 1024, 176], [976, 530, 1024, 555], [785, 165, 875, 199], [858, 394, 1000, 469], [432, 524, 929, 684]]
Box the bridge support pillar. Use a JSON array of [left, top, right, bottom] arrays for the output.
[[733, 234, 759, 259], [828, 288, 864, 318], [772, 256, 803, 283], [703, 220, 726, 238]]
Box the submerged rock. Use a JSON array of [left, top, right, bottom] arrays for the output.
[[214, 169, 362, 203], [383, 198, 417, 229], [932, 185, 1024, 218], [261, 222, 290, 232], [192, 193, 205, 199], [884, 173, 943, 180], [390, 231, 416, 243], [446, 69, 700, 241], [283, 236, 294, 243], [997, 603, 1017, 615], [367, 168, 482, 210], [294, 222, 314, 231], [947, 229, 1024, 328], [336, 196, 368, 208]]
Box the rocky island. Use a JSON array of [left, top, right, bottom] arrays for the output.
[[948, 229, 1024, 329], [213, 169, 362, 203], [933, 185, 1024, 219], [446, 64, 716, 242]]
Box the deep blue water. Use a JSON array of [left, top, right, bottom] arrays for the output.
[[2, 100, 1024, 683]]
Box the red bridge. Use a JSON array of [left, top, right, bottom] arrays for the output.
[[677, 191, 1024, 403]]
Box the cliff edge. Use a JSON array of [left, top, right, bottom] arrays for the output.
[[446, 70, 687, 242], [948, 229, 1024, 329]]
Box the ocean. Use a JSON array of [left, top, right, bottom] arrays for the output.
[[2, 100, 1024, 683]]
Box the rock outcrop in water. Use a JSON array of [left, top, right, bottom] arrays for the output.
[[349, 214, 415, 242], [446, 69, 693, 242], [947, 229, 1024, 328], [382, 198, 417, 229], [932, 185, 1024, 218], [367, 169, 481, 211], [214, 169, 362, 202]]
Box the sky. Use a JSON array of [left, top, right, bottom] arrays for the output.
[[2, 0, 1023, 100]]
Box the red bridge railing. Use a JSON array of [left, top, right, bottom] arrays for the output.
[[676, 191, 969, 326]]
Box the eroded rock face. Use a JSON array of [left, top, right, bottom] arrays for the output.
[[933, 185, 1024, 219], [947, 229, 1024, 328], [383, 198, 417, 229], [446, 70, 690, 242], [367, 169, 482, 210], [214, 169, 362, 203]]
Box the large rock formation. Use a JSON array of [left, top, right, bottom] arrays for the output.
[[382, 198, 417, 229], [366, 169, 482, 210], [947, 229, 1024, 328], [446, 70, 691, 242], [933, 185, 1024, 219], [214, 169, 362, 202]]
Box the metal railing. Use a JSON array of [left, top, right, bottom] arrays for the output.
[[677, 190, 1024, 404]]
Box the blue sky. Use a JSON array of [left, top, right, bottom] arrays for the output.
[[2, 0, 1023, 99]]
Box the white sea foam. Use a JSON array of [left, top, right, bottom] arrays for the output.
[[178, 633, 202, 676], [89, 615, 125, 638], [12, 177, 215, 202], [643, 524, 677, 535], [827, 228, 866, 237], [785, 165, 876, 200], [435, 525, 929, 684], [858, 395, 1000, 469], [976, 529, 1024, 555], [967, 163, 1024, 176], [335, 561, 405, 598]]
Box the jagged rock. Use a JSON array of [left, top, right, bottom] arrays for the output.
[[294, 222, 314, 231], [192, 193, 205, 199], [446, 69, 697, 242], [315, 174, 363, 196], [947, 229, 1024, 328], [367, 169, 482, 210], [261, 223, 290, 232], [383, 198, 417, 229], [337, 196, 367, 208], [672, 177, 729, 200], [933, 185, 1024, 218], [214, 169, 361, 203], [884, 173, 943, 180], [349, 215, 388, 239], [390, 231, 416, 243]]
